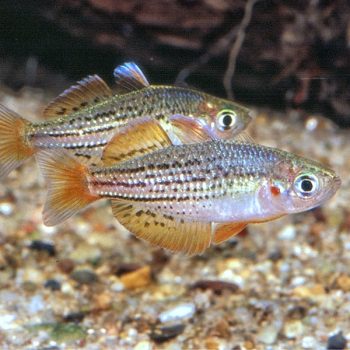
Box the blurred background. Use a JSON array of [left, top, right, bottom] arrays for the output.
[[1, 0, 349, 126]]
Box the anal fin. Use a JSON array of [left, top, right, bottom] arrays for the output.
[[213, 222, 247, 245], [111, 199, 212, 256]]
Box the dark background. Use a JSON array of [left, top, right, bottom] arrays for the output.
[[0, 0, 349, 126]]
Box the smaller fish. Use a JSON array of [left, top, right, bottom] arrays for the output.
[[0, 62, 252, 179], [36, 119, 340, 255]]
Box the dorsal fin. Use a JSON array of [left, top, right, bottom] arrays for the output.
[[43, 75, 112, 118], [113, 62, 150, 94], [101, 117, 172, 166]]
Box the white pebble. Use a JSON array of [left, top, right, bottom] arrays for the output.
[[0, 202, 14, 216], [159, 303, 196, 323], [278, 225, 296, 240], [27, 295, 45, 314], [0, 314, 17, 330], [301, 336, 316, 348]]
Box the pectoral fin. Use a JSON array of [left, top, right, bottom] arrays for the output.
[[169, 114, 216, 144], [101, 117, 172, 166], [111, 199, 212, 256], [213, 222, 247, 245], [43, 75, 112, 118]]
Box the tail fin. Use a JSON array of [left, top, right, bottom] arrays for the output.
[[36, 150, 99, 226], [0, 104, 35, 179]]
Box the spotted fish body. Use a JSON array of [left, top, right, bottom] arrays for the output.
[[89, 141, 338, 222], [0, 62, 252, 179], [37, 120, 340, 255], [28, 86, 226, 162]]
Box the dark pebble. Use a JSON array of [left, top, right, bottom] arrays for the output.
[[57, 259, 75, 274], [63, 311, 85, 323], [44, 279, 61, 291], [287, 305, 307, 320], [29, 240, 56, 256], [150, 323, 185, 343], [268, 250, 283, 261], [115, 263, 142, 276], [190, 279, 239, 294], [71, 269, 98, 284], [327, 331, 347, 350]]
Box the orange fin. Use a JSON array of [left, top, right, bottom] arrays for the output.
[[113, 62, 150, 94], [36, 150, 99, 226], [0, 104, 35, 179], [213, 222, 247, 245], [102, 117, 172, 166], [111, 200, 212, 256], [42, 75, 112, 118], [169, 114, 216, 144]]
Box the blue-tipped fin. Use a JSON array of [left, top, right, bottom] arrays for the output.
[[113, 62, 150, 93]]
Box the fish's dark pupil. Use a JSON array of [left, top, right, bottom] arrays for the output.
[[301, 179, 313, 192], [222, 114, 232, 126]]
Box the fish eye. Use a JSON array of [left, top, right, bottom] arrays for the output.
[[216, 109, 237, 131], [293, 173, 319, 198]]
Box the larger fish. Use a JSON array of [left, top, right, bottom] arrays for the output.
[[37, 119, 340, 255], [0, 62, 252, 179]]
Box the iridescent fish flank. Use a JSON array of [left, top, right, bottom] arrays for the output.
[[36, 120, 341, 256], [0, 62, 252, 179]]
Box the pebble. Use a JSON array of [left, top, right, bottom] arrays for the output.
[[327, 331, 347, 350], [120, 266, 151, 289], [0, 314, 17, 330], [63, 312, 85, 323], [133, 340, 153, 350], [57, 259, 75, 274], [150, 323, 185, 343], [336, 274, 350, 292], [283, 320, 304, 339], [27, 295, 45, 314], [44, 279, 61, 291], [190, 279, 239, 294], [70, 269, 98, 285], [301, 336, 316, 348], [256, 324, 279, 344], [159, 303, 196, 323], [50, 323, 86, 343], [0, 202, 14, 216], [69, 243, 101, 264], [278, 225, 296, 240], [29, 240, 56, 256]]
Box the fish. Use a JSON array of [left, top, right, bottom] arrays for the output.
[[36, 119, 341, 256], [0, 62, 252, 179]]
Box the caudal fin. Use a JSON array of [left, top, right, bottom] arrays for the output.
[[36, 150, 99, 226], [0, 104, 35, 179]]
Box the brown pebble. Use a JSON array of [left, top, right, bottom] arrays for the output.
[[336, 274, 350, 292], [190, 279, 239, 294], [120, 266, 151, 289], [204, 337, 223, 350], [57, 259, 75, 274]]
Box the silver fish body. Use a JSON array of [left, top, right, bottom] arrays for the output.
[[88, 140, 340, 223]]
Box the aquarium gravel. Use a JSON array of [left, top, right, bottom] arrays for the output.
[[0, 87, 349, 350]]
